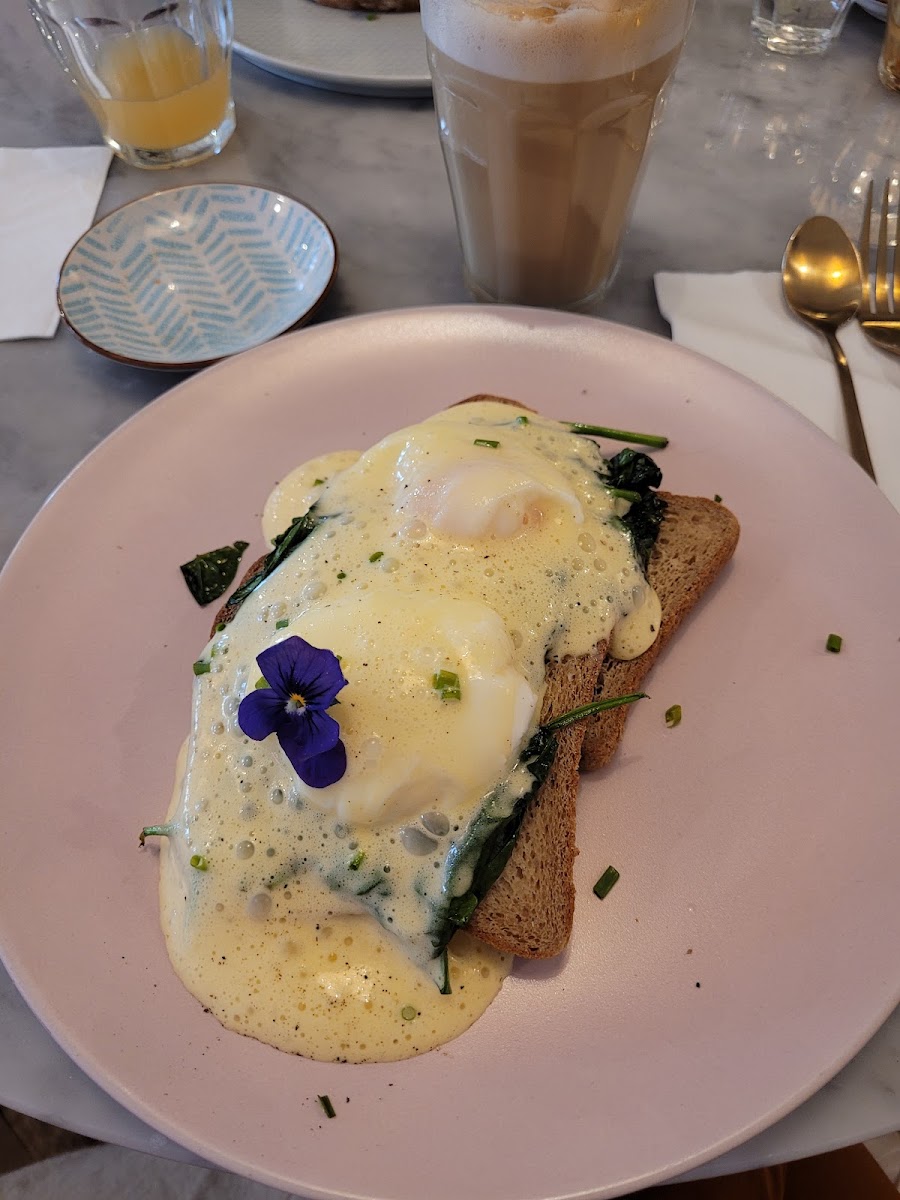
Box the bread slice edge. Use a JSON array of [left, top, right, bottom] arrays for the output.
[[580, 492, 740, 771]]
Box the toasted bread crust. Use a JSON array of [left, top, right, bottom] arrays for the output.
[[580, 493, 740, 771], [466, 649, 606, 957], [211, 556, 267, 636]]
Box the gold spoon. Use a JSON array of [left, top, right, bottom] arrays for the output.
[[782, 216, 876, 480]]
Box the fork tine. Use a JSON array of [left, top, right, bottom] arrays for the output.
[[875, 179, 891, 317], [860, 179, 873, 314]]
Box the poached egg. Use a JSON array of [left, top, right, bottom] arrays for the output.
[[157, 401, 661, 1062]]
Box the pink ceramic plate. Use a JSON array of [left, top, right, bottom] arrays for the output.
[[1, 307, 899, 1199]]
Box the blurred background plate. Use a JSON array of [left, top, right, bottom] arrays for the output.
[[233, 0, 431, 97], [856, 0, 887, 20]]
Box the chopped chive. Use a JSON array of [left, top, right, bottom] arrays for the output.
[[215, 622, 227, 632], [275, 618, 289, 629], [566, 422, 669, 448], [356, 878, 383, 896], [190, 854, 208, 871], [337, 570, 346, 580], [348, 851, 365, 871], [826, 633, 843, 653], [312, 478, 325, 486], [593, 865, 620, 899], [264, 862, 304, 890], [193, 660, 211, 676], [665, 704, 682, 728], [139, 823, 176, 846], [432, 669, 462, 701], [401, 1005, 417, 1021], [365, 10, 377, 16], [439, 947, 452, 995], [369, 551, 384, 562], [254, 675, 269, 690], [714, 494, 723, 503], [318, 1094, 337, 1118], [544, 692, 648, 731], [473, 438, 500, 448], [608, 487, 642, 503], [514, 414, 529, 425]]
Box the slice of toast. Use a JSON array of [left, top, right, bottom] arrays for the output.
[[455, 396, 739, 956], [580, 493, 740, 771], [211, 397, 738, 962], [466, 649, 606, 957]]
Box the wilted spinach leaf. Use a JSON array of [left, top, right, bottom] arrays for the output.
[[431, 726, 558, 956], [603, 448, 668, 572], [180, 541, 250, 606], [226, 507, 322, 610], [606, 447, 662, 493]]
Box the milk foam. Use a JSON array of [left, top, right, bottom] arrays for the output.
[[421, 0, 690, 84]]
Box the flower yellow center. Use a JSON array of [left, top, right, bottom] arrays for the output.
[[287, 692, 306, 711]]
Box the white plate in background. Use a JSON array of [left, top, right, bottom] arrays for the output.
[[233, 0, 431, 96], [856, 0, 887, 22]]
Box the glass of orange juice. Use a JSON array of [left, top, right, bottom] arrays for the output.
[[28, 0, 235, 169]]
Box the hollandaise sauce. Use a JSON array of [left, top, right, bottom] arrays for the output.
[[156, 401, 661, 1063]]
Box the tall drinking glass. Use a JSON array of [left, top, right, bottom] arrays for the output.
[[421, 0, 694, 310], [28, 0, 235, 169]]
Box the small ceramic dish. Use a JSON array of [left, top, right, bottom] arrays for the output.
[[58, 183, 338, 370]]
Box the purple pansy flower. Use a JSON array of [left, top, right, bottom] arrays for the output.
[[238, 636, 348, 789]]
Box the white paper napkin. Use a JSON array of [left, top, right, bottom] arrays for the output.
[[654, 270, 900, 514], [0, 146, 113, 341]]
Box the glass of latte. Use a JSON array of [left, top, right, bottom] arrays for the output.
[[421, 0, 694, 310]]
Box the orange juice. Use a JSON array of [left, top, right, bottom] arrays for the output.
[[85, 25, 230, 151]]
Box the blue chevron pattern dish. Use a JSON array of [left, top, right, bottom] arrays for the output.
[[58, 184, 337, 369]]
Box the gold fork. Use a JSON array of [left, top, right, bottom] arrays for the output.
[[858, 178, 900, 355]]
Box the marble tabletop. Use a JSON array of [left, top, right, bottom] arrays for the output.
[[1, 0, 899, 1187]]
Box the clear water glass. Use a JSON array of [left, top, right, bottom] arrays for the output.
[[751, 0, 853, 55]]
